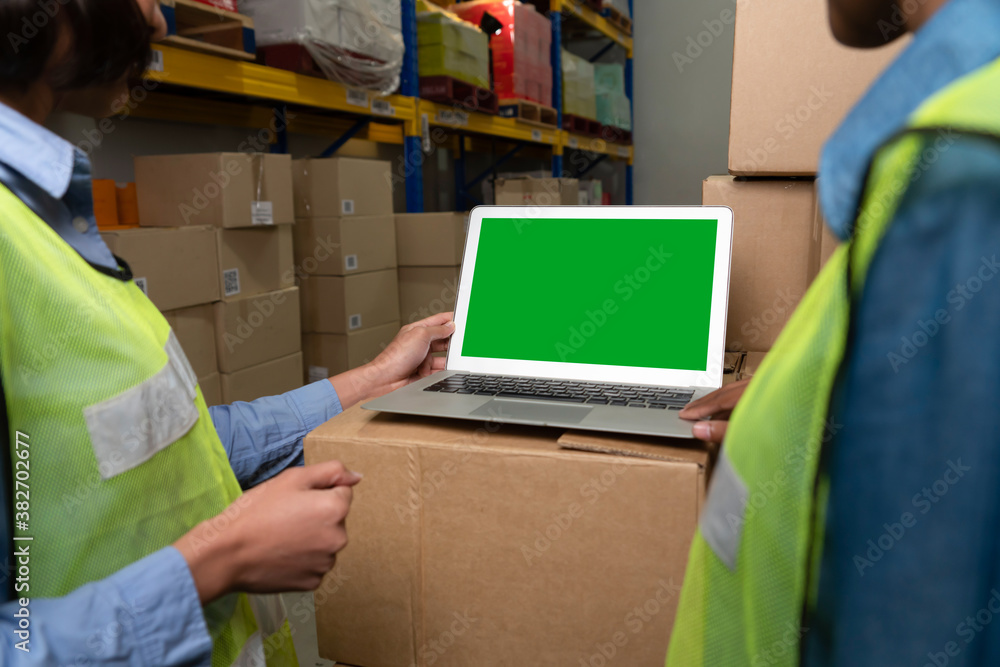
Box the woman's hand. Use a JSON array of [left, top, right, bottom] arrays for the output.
[[679, 378, 751, 444], [330, 312, 456, 408]]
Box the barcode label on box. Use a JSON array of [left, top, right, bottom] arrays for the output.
[[341, 199, 355, 215], [251, 200, 274, 225], [148, 50, 164, 73], [371, 98, 395, 116], [531, 129, 543, 142], [421, 113, 431, 153], [134, 277, 148, 295], [346, 88, 369, 108], [308, 365, 330, 383], [618, 146, 630, 158], [348, 314, 363, 330], [436, 110, 468, 126], [223, 268, 241, 297], [568, 137, 579, 149], [344, 254, 359, 271]]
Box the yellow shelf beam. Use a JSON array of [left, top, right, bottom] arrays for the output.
[[420, 101, 560, 146], [551, 0, 634, 56], [562, 133, 633, 161]]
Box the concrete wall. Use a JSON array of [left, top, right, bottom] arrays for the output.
[[633, 0, 734, 205]]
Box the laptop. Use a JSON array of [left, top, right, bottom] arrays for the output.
[[365, 205, 734, 438]]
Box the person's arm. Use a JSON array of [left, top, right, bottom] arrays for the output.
[[211, 313, 455, 489], [1, 547, 213, 666]]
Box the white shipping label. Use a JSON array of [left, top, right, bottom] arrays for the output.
[[346, 88, 369, 108], [148, 49, 164, 73], [251, 201, 274, 226], [308, 365, 330, 383], [344, 255, 359, 272], [618, 146, 630, 158], [436, 110, 469, 126], [568, 137, 579, 149], [531, 129, 543, 142], [371, 98, 395, 116], [341, 199, 355, 215], [421, 113, 431, 153], [134, 277, 148, 295], [348, 314, 363, 330], [223, 268, 241, 297]]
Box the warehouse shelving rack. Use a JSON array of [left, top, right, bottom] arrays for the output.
[[134, 0, 635, 212]]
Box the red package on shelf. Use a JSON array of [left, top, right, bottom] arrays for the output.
[[190, 0, 238, 12]]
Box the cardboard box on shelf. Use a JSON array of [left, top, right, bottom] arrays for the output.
[[92, 179, 119, 229], [494, 177, 579, 206], [398, 266, 460, 324], [214, 286, 301, 373], [199, 372, 222, 407], [300, 270, 400, 334], [216, 225, 294, 301], [135, 153, 294, 228], [729, 0, 906, 176], [115, 182, 140, 226], [162, 304, 218, 379], [305, 405, 711, 667], [292, 158, 393, 218], [703, 176, 822, 352], [293, 216, 397, 277], [740, 351, 767, 380], [221, 352, 304, 404], [395, 212, 467, 267], [813, 185, 841, 269], [302, 321, 400, 380], [100, 226, 220, 311]]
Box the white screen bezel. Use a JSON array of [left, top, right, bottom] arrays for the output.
[[447, 206, 734, 389]]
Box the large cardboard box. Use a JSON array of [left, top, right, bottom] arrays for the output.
[[199, 372, 222, 407], [304, 406, 711, 667], [302, 321, 400, 381], [293, 216, 397, 277], [221, 352, 304, 404], [214, 287, 301, 373], [135, 153, 294, 227], [703, 176, 822, 352], [217, 226, 295, 301], [729, 0, 906, 176], [395, 213, 467, 267], [300, 270, 400, 334], [740, 351, 767, 380], [162, 304, 218, 379], [495, 177, 579, 206], [398, 266, 460, 325], [292, 158, 393, 218], [100, 226, 220, 311]]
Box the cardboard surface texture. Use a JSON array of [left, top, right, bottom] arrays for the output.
[[300, 270, 400, 334], [135, 153, 294, 227], [217, 226, 294, 301], [214, 287, 301, 373], [741, 351, 767, 380], [302, 321, 400, 380], [293, 158, 393, 218], [729, 0, 906, 176], [703, 176, 822, 352], [199, 372, 222, 407], [294, 216, 397, 276], [221, 352, 303, 404], [495, 177, 579, 206], [395, 212, 468, 266], [304, 406, 709, 667], [398, 266, 461, 324], [162, 304, 218, 379], [100, 226, 220, 311]]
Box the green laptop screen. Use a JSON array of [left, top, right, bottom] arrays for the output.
[[461, 217, 719, 372]]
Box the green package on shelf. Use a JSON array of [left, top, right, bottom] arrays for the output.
[[418, 45, 491, 90], [417, 14, 490, 61], [595, 63, 626, 97]]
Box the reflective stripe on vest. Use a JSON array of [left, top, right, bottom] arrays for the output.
[[0, 185, 297, 667], [667, 57, 1000, 666]]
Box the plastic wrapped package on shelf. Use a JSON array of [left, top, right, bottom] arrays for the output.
[[241, 0, 405, 94]]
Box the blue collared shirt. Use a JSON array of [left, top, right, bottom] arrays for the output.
[[804, 0, 1000, 664], [0, 102, 344, 665]]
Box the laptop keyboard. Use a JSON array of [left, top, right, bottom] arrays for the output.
[[424, 374, 695, 410]]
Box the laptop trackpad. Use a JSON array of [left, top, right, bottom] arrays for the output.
[[471, 399, 593, 425]]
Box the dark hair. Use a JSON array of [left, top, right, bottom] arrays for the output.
[[0, 0, 153, 93]]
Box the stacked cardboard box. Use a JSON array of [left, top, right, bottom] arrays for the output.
[[494, 176, 580, 205], [449, 0, 552, 105], [125, 152, 302, 406], [561, 49, 597, 121], [594, 63, 631, 131], [417, 9, 491, 89], [395, 212, 468, 325], [707, 0, 903, 364], [294, 157, 401, 383]]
